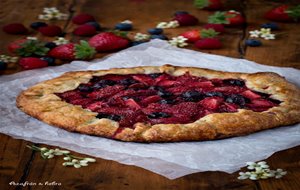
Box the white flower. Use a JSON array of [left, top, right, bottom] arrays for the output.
[[167, 20, 179, 28], [261, 33, 275, 40], [274, 168, 287, 178], [26, 36, 38, 41], [0, 55, 19, 63], [63, 156, 71, 161], [249, 30, 261, 38], [39, 7, 68, 20], [228, 10, 240, 14], [168, 36, 188, 47], [121, 20, 132, 24], [134, 33, 150, 41], [156, 22, 169, 28], [53, 37, 69, 45], [74, 164, 81, 168], [260, 28, 271, 35], [62, 162, 74, 166], [84, 158, 96, 162], [238, 172, 250, 180]]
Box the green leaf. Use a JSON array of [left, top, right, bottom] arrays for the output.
[[286, 5, 300, 21], [75, 40, 96, 60], [194, 0, 209, 9], [200, 29, 220, 38], [16, 40, 49, 57], [208, 11, 229, 24]]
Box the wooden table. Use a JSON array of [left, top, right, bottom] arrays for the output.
[[1, 0, 299, 189]]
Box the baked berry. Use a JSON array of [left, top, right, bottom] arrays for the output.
[[223, 79, 245, 86], [174, 11, 189, 16], [115, 23, 132, 31], [78, 84, 93, 92], [148, 112, 171, 119], [96, 113, 121, 121], [45, 42, 57, 49], [182, 91, 204, 102], [245, 39, 262, 47], [93, 80, 116, 89], [40, 57, 55, 66], [261, 23, 279, 30], [86, 21, 101, 30], [30, 22, 47, 30], [149, 73, 162, 78], [2, 23, 28, 34], [205, 91, 224, 97], [120, 78, 137, 85], [147, 28, 163, 35], [226, 94, 247, 106], [150, 34, 168, 40], [159, 99, 175, 104], [157, 90, 173, 98], [0, 61, 7, 70]]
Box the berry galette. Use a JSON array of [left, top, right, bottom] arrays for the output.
[[16, 65, 300, 142]]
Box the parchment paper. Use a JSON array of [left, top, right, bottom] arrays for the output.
[[1, 40, 299, 179]]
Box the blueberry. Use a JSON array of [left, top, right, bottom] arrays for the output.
[[157, 90, 173, 98], [30, 22, 47, 30], [93, 80, 116, 89], [0, 61, 7, 70], [86, 21, 101, 30], [205, 91, 224, 97], [226, 94, 247, 106], [149, 73, 162, 78], [147, 28, 163, 35], [40, 57, 55, 66], [78, 84, 93, 92], [45, 42, 57, 49], [96, 113, 121, 121], [120, 78, 137, 85], [130, 41, 145, 46], [245, 39, 262, 47], [159, 99, 175, 104], [174, 11, 189, 16], [148, 112, 171, 119], [223, 79, 245, 86], [182, 91, 204, 102], [150, 34, 168, 40], [115, 23, 132, 31], [261, 23, 279, 30]]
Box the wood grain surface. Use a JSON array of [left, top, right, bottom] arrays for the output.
[[0, 0, 299, 189]]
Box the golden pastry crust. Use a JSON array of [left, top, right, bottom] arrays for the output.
[[16, 65, 300, 142]]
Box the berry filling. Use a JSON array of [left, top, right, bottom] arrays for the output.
[[56, 72, 281, 129]]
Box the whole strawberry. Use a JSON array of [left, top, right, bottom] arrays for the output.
[[72, 13, 95, 25], [208, 10, 245, 26], [48, 40, 96, 60], [174, 14, 199, 26], [2, 23, 28, 34], [265, 5, 300, 22], [194, 0, 223, 10], [88, 32, 129, 52], [194, 38, 222, 49], [38, 25, 62, 37], [7, 39, 28, 54], [19, 57, 48, 70], [180, 28, 219, 43], [203, 23, 225, 33], [73, 24, 97, 36]]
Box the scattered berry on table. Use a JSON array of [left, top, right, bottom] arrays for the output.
[[86, 21, 101, 30], [19, 57, 48, 70], [0, 61, 7, 70], [180, 28, 219, 43], [203, 23, 225, 33], [150, 34, 168, 40], [38, 25, 62, 37], [147, 28, 163, 35], [174, 14, 199, 26], [89, 32, 129, 52], [45, 42, 57, 49], [73, 24, 97, 36], [265, 5, 300, 22], [261, 23, 279, 30], [48, 40, 96, 60], [174, 11, 189, 16], [72, 13, 95, 25], [40, 57, 56, 66], [245, 39, 262, 47], [115, 23, 133, 31], [194, 0, 223, 10], [15, 40, 50, 57], [2, 23, 28, 34], [208, 11, 245, 26], [194, 38, 222, 49], [7, 39, 28, 53], [30, 22, 48, 30]]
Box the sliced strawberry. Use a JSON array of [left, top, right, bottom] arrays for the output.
[[69, 98, 94, 108], [219, 103, 238, 112], [132, 75, 154, 85], [125, 98, 141, 110], [101, 74, 129, 81], [250, 99, 275, 107], [88, 85, 124, 100], [128, 83, 148, 89], [154, 73, 171, 83], [139, 95, 161, 106], [187, 81, 214, 88], [157, 80, 179, 87], [199, 97, 223, 110], [86, 101, 108, 111], [241, 90, 261, 100], [214, 86, 245, 94], [150, 114, 191, 124], [56, 91, 82, 100]]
